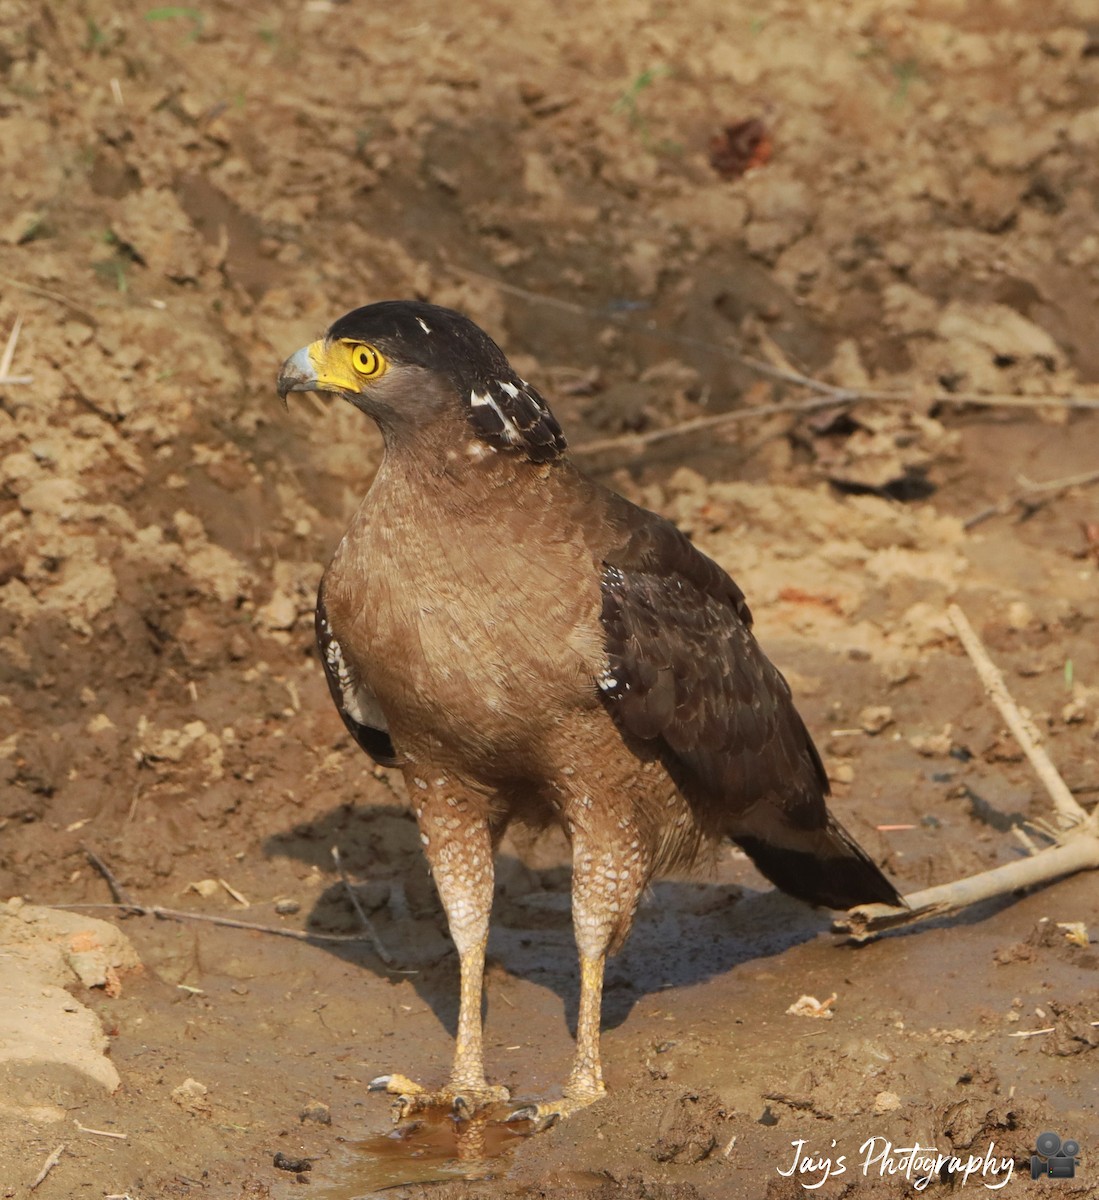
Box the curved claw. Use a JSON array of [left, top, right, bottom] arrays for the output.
[[505, 1103, 561, 1133], [368, 1073, 509, 1122], [369, 1072, 424, 1096]]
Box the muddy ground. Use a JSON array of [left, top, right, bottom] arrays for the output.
[[2, 0, 1098, 1197]]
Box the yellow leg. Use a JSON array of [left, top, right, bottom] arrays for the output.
[[371, 784, 508, 1120], [371, 930, 508, 1118], [509, 831, 641, 1129], [565, 952, 608, 1102]]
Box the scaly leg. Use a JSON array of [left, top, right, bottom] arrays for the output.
[[509, 826, 644, 1129], [371, 780, 509, 1120]]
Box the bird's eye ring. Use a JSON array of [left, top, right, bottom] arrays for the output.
[[350, 343, 385, 378]]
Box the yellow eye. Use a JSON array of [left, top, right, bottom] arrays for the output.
[[349, 343, 386, 378]]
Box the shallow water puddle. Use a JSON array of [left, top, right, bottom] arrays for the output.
[[309, 1110, 528, 1197]]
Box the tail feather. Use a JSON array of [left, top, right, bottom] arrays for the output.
[[734, 817, 904, 910]]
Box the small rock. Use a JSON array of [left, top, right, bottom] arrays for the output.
[[831, 762, 855, 784], [274, 898, 301, 915], [171, 1077, 211, 1114], [273, 1152, 312, 1173], [1007, 600, 1034, 630], [300, 1099, 332, 1125], [874, 1090, 901, 1113], [256, 588, 299, 632], [859, 705, 895, 735], [909, 726, 953, 757]]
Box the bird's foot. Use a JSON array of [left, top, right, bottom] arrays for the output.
[[506, 1086, 606, 1133], [369, 1073, 510, 1122]]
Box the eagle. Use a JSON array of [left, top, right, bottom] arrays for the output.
[[277, 301, 902, 1129]]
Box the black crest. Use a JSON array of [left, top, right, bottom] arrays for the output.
[[327, 301, 567, 463]]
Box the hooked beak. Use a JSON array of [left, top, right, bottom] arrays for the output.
[[276, 343, 322, 403]]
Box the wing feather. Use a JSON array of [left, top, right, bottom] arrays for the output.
[[596, 500, 902, 909], [316, 589, 400, 766], [598, 509, 827, 829]]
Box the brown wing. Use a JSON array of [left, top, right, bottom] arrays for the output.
[[597, 502, 902, 909], [598, 509, 826, 826]]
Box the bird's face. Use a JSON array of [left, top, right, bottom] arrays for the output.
[[278, 337, 389, 399], [277, 301, 567, 463]]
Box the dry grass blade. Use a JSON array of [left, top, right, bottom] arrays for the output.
[[0, 314, 33, 385]]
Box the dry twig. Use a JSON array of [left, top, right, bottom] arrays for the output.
[[332, 845, 394, 965], [30, 1145, 65, 1191], [454, 267, 1099, 457], [1009, 1021, 1099, 1039], [964, 467, 1099, 529], [84, 846, 142, 914], [0, 271, 102, 322], [51, 900, 405, 954], [573, 394, 845, 456], [835, 603, 1098, 942], [70, 847, 415, 968], [74, 1120, 127, 1140], [0, 314, 33, 385]]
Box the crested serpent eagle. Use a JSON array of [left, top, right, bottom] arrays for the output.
[[277, 301, 902, 1128]]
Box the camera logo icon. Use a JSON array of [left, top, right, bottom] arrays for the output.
[[1031, 1131, 1080, 1180]]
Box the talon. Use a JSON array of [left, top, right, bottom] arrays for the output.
[[505, 1104, 538, 1124], [506, 1091, 600, 1132], [505, 1103, 562, 1132], [369, 1072, 423, 1096]]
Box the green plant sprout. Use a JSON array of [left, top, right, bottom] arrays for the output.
[[613, 66, 672, 150], [145, 7, 204, 41]]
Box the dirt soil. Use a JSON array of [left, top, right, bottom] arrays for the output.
[[2, 1, 1099, 1197]]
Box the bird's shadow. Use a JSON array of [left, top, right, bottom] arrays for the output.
[[262, 802, 833, 1041]]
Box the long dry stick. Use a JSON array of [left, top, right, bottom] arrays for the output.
[[455, 268, 1099, 441], [964, 467, 1099, 530], [835, 603, 1097, 942], [836, 830, 1099, 941], [574, 394, 846, 455], [0, 271, 102, 322], [947, 605, 1088, 828], [49, 901, 410, 958]]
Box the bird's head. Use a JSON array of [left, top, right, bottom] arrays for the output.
[[277, 301, 567, 463]]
